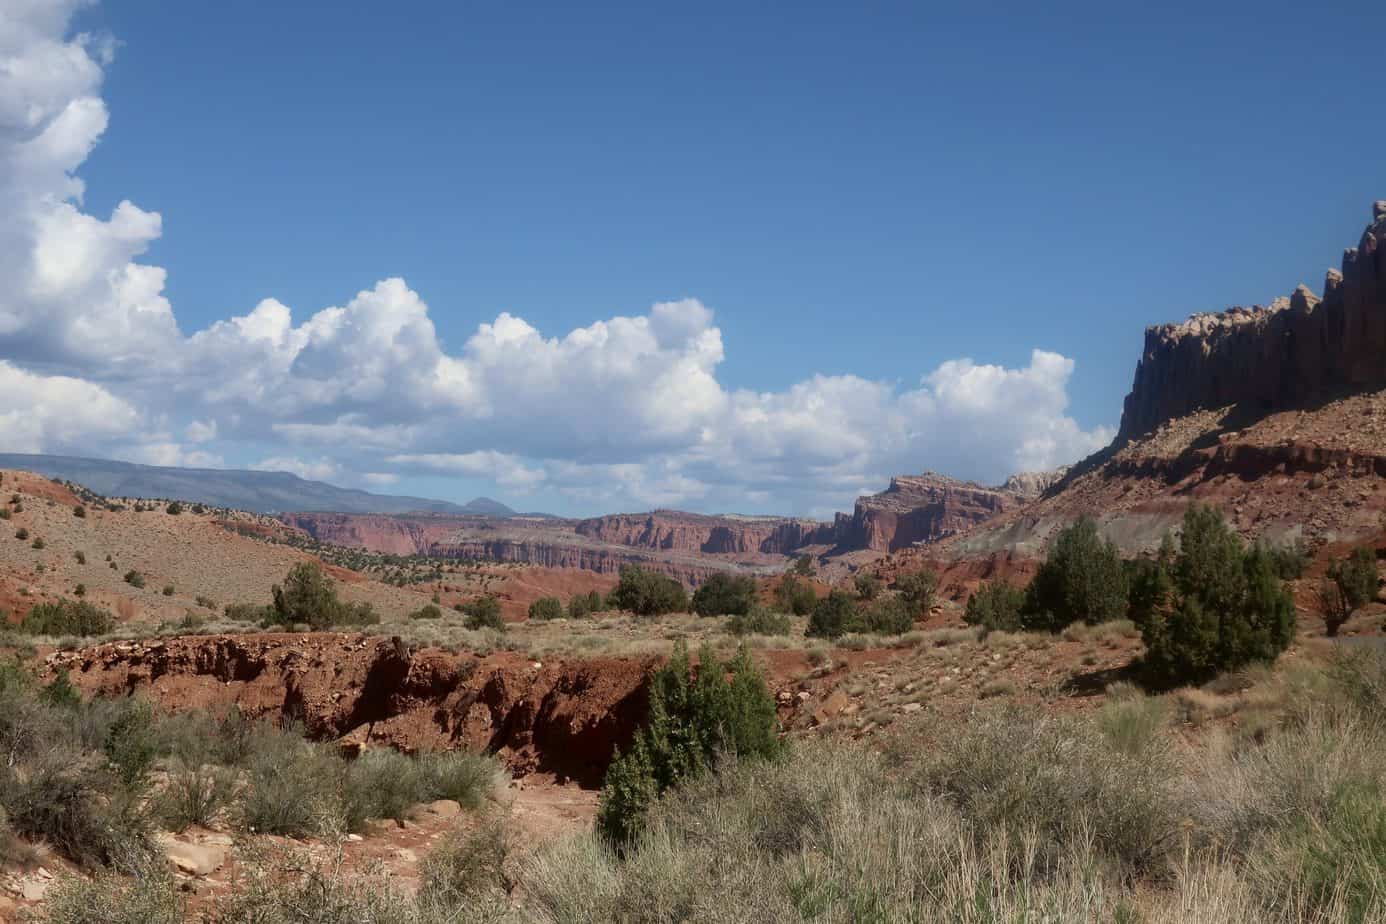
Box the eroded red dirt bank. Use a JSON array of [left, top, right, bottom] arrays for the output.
[[45, 633, 655, 787]]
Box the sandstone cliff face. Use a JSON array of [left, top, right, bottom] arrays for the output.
[[574, 511, 835, 555], [833, 473, 1030, 552], [1120, 202, 1386, 442]]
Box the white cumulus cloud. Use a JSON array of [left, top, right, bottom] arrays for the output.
[[0, 3, 1116, 516]]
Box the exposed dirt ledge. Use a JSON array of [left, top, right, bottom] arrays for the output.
[[44, 633, 655, 788]]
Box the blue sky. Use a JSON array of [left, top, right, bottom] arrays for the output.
[[2, 1, 1384, 517]]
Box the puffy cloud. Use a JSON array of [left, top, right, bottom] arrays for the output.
[[252, 456, 341, 482], [0, 3, 1117, 516], [0, 360, 141, 453]]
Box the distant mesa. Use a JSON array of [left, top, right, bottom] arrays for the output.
[[0, 453, 515, 517]]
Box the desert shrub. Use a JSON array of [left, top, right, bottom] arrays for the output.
[[166, 502, 182, 515], [1022, 516, 1127, 631], [42, 670, 82, 709], [195, 595, 216, 610], [807, 589, 856, 639], [727, 604, 792, 636], [0, 507, 8, 520], [237, 732, 343, 837], [266, 562, 378, 629], [161, 584, 174, 596], [32, 536, 45, 550], [418, 818, 510, 905], [528, 596, 564, 621], [123, 570, 144, 589], [774, 574, 816, 616], [913, 707, 1182, 876], [608, 566, 688, 617], [408, 603, 444, 620], [1135, 505, 1295, 683], [964, 580, 1025, 632], [416, 750, 500, 810], [792, 554, 815, 576], [856, 596, 913, 635], [73, 583, 86, 598], [36, 855, 182, 923], [1097, 688, 1169, 756], [894, 569, 939, 616], [225, 602, 270, 622], [73, 504, 86, 519], [461, 595, 505, 630], [15, 527, 28, 540], [157, 761, 236, 831], [74, 550, 85, 564], [597, 642, 781, 845], [567, 590, 604, 619], [1322, 546, 1378, 637], [1, 754, 154, 868], [853, 571, 883, 601], [691, 573, 756, 617], [342, 749, 423, 827], [102, 699, 159, 788], [22, 599, 115, 636]]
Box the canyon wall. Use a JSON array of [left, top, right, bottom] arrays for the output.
[[574, 511, 835, 555], [1119, 202, 1386, 442], [832, 473, 1034, 552]]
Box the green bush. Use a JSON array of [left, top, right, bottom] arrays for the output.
[[528, 596, 564, 621], [597, 642, 781, 845], [1134, 505, 1295, 683], [567, 590, 604, 619], [964, 580, 1026, 632], [806, 589, 856, 639], [265, 562, 378, 629], [408, 603, 444, 620], [691, 573, 756, 617], [608, 566, 688, 616], [856, 596, 913, 635], [32, 536, 45, 550], [15, 527, 28, 541], [774, 574, 816, 616], [1022, 517, 1127, 631], [161, 585, 174, 597], [853, 572, 883, 601], [21, 600, 115, 636], [35, 856, 182, 923], [224, 602, 269, 622], [74, 550, 85, 565], [461, 595, 504, 631], [792, 555, 815, 576], [727, 605, 792, 636], [1322, 547, 1378, 637], [894, 569, 939, 616], [73, 505, 86, 519], [123, 570, 144, 589], [165, 502, 182, 516]]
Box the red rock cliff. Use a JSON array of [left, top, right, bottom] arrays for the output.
[[1120, 201, 1386, 442]]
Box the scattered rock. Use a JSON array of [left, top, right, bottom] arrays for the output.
[[160, 836, 227, 877], [423, 799, 462, 819]]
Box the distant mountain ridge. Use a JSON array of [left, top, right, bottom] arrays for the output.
[[0, 453, 515, 517]]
